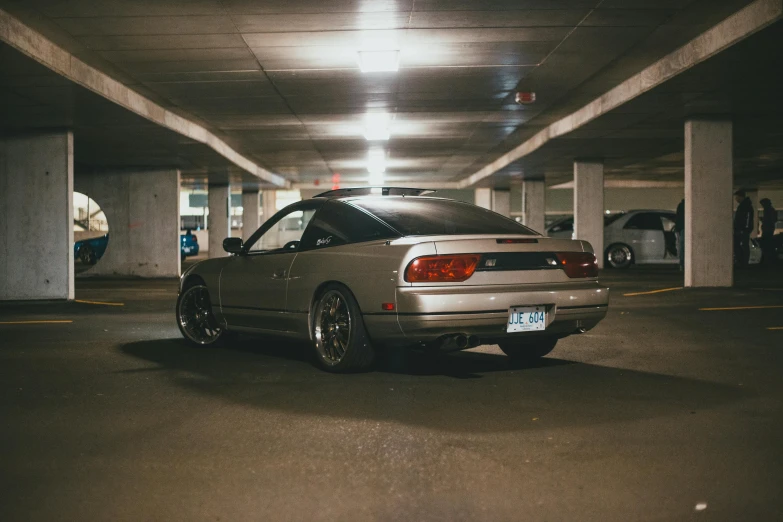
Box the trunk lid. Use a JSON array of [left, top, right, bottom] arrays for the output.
[[421, 235, 594, 285]]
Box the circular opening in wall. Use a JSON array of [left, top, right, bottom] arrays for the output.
[[73, 192, 109, 274]]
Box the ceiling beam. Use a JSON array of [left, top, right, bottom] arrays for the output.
[[0, 8, 289, 188]]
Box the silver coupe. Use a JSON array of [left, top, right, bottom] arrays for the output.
[[176, 188, 609, 372]]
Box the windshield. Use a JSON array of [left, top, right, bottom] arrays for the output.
[[349, 197, 538, 236]]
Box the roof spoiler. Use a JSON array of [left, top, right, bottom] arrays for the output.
[[314, 187, 436, 198]]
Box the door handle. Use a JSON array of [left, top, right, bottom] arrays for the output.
[[272, 269, 287, 279]]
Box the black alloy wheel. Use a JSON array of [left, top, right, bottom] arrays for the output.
[[312, 284, 374, 372], [176, 284, 224, 345]]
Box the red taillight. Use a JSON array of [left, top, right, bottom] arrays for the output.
[[555, 252, 598, 278], [405, 254, 481, 283]]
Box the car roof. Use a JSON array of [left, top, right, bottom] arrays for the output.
[[314, 187, 435, 198]]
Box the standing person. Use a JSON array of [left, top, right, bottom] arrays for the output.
[[760, 198, 778, 265], [734, 189, 754, 267], [675, 198, 685, 271]]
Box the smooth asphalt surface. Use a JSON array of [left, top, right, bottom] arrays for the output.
[[1, 266, 782, 521]]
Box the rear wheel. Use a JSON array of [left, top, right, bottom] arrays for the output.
[[498, 337, 558, 364], [176, 284, 225, 346], [606, 243, 633, 269], [312, 284, 374, 373]]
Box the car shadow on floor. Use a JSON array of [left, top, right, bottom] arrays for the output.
[[119, 337, 751, 434]]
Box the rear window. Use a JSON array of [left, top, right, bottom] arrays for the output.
[[349, 197, 537, 236]]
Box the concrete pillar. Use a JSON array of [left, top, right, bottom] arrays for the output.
[[0, 132, 74, 300], [574, 160, 605, 268], [261, 190, 277, 221], [208, 184, 230, 258], [491, 190, 511, 217], [299, 189, 322, 200], [474, 188, 509, 215], [522, 180, 546, 233], [75, 169, 181, 277], [242, 190, 260, 241], [747, 189, 759, 238], [684, 119, 733, 287], [474, 188, 491, 210]]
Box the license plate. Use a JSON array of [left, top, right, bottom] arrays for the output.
[[507, 306, 546, 333]]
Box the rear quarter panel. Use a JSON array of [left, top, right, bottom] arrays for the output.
[[286, 240, 436, 314]]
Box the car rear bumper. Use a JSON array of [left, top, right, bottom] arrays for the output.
[[363, 281, 608, 344]]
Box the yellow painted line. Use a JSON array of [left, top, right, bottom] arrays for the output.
[[700, 305, 783, 311], [767, 327, 783, 330], [623, 287, 683, 297], [0, 320, 73, 325], [74, 299, 124, 307]]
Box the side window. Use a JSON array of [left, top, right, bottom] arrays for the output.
[[246, 207, 318, 253], [624, 213, 663, 231], [300, 201, 397, 250]]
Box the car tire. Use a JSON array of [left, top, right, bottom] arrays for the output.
[[498, 337, 558, 364], [311, 283, 374, 373], [176, 284, 226, 346], [79, 244, 97, 265], [605, 243, 633, 269]]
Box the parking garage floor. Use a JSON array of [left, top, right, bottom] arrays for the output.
[[1, 268, 782, 521]]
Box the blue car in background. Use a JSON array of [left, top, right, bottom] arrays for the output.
[[180, 231, 199, 261], [74, 231, 199, 265]]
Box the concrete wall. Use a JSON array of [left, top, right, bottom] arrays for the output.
[[0, 132, 74, 300], [75, 170, 181, 277]]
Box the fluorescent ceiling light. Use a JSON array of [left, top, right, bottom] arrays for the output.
[[364, 112, 391, 141], [357, 50, 400, 73], [367, 148, 386, 174]]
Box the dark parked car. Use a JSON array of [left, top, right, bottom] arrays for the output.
[[74, 232, 199, 265], [73, 234, 109, 265]]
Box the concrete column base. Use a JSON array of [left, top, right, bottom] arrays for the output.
[[242, 190, 260, 241], [261, 190, 277, 222], [491, 190, 511, 218], [0, 132, 74, 300], [574, 160, 605, 268], [522, 181, 546, 234], [685, 119, 733, 287], [75, 170, 181, 277], [208, 184, 231, 258]]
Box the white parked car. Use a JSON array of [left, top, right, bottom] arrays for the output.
[[546, 210, 761, 268]]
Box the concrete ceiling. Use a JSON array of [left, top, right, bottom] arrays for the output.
[[486, 17, 783, 190], [2, 0, 778, 189]]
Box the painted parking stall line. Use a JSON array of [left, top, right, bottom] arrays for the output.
[[74, 299, 125, 307], [623, 287, 683, 297], [0, 320, 73, 325], [699, 305, 783, 311]]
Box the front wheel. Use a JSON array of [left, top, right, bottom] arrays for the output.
[[606, 243, 633, 269], [498, 337, 558, 364], [312, 284, 374, 373], [176, 284, 225, 346]]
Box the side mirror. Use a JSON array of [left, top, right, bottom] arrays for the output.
[[223, 237, 243, 254]]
